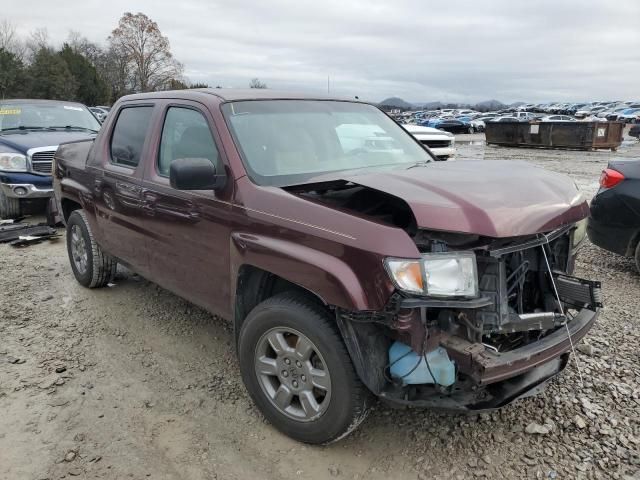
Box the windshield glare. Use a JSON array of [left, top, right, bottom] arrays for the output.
[[222, 100, 432, 186], [0, 102, 101, 132]]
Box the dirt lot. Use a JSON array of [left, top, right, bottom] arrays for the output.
[[2, 135, 640, 480]]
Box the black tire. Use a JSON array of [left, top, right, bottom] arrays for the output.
[[66, 210, 117, 288], [635, 242, 640, 275], [238, 292, 371, 444], [468, 126, 475, 134], [0, 189, 21, 219]]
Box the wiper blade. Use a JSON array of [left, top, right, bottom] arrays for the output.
[[406, 161, 431, 169], [48, 126, 99, 133], [0, 126, 47, 133]]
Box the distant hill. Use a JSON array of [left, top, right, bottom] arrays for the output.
[[475, 99, 507, 111], [378, 97, 414, 110]]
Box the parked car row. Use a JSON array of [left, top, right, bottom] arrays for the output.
[[521, 101, 640, 122], [391, 100, 640, 137]]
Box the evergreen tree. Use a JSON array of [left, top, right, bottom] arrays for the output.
[[0, 48, 25, 99], [59, 44, 109, 105], [26, 48, 77, 100]]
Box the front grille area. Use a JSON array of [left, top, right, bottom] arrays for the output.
[[421, 139, 451, 148], [476, 231, 572, 334], [31, 150, 56, 174]]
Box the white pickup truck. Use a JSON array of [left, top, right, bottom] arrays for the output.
[[402, 124, 456, 160]]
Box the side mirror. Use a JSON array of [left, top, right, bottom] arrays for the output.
[[169, 157, 226, 191]]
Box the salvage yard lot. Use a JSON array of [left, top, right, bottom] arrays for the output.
[[2, 135, 640, 479]]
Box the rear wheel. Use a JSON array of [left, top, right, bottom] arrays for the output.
[[635, 242, 640, 275], [66, 210, 117, 288], [0, 190, 21, 219], [238, 292, 371, 444]]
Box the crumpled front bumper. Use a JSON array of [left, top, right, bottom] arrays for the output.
[[377, 307, 597, 412], [375, 268, 600, 411], [442, 306, 598, 385]]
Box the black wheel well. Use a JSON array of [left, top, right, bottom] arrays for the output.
[[234, 265, 327, 345], [628, 229, 640, 256], [61, 198, 82, 222]]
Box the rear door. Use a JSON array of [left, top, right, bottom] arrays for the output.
[[139, 100, 233, 315], [93, 103, 155, 276]]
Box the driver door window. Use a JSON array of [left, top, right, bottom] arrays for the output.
[[158, 107, 219, 176]]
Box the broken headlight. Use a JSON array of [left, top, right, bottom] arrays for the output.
[[385, 252, 478, 297], [0, 152, 27, 172]]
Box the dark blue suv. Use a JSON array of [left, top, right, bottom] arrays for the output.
[[0, 99, 100, 219]]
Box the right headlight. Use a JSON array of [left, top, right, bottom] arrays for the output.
[[385, 251, 478, 298], [0, 152, 28, 172]]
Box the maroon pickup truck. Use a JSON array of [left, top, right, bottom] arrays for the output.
[[53, 89, 601, 444]]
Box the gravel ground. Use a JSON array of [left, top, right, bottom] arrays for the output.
[[1, 133, 640, 480]]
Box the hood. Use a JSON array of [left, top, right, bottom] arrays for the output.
[[338, 160, 588, 238], [0, 130, 96, 154]]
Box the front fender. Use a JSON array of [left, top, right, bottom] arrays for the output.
[[230, 232, 390, 313]]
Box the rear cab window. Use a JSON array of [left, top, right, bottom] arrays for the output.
[[110, 106, 154, 168]]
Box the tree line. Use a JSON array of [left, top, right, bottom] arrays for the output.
[[0, 13, 267, 106]]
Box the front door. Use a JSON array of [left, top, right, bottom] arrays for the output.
[[140, 102, 233, 316]]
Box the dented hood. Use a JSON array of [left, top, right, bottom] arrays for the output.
[[339, 160, 589, 237]]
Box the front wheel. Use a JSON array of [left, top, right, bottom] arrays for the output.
[[238, 292, 371, 444], [0, 189, 21, 219], [66, 210, 117, 288]]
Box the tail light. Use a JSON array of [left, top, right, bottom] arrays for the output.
[[599, 168, 625, 188]]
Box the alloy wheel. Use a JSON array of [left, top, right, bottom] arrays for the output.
[[70, 224, 88, 275], [254, 327, 332, 422]]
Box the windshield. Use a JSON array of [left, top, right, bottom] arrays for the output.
[[222, 100, 432, 186], [0, 102, 101, 132]]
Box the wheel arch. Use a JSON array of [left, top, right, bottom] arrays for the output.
[[229, 233, 377, 346], [61, 197, 82, 222], [232, 264, 329, 347]]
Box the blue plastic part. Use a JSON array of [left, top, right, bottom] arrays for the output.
[[388, 341, 456, 387]]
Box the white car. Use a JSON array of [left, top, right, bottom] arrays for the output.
[[402, 124, 456, 160], [540, 115, 576, 122], [575, 106, 607, 118]]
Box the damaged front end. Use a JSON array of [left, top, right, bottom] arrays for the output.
[[336, 224, 601, 411]]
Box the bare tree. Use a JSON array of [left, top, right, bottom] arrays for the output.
[[249, 78, 267, 89], [66, 30, 102, 65], [97, 43, 134, 101], [108, 12, 183, 93], [0, 20, 25, 59], [26, 28, 50, 57]]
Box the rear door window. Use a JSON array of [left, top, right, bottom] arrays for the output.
[[110, 106, 154, 168]]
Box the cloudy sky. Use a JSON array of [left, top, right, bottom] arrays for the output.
[[4, 0, 640, 104]]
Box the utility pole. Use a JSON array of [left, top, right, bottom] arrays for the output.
[[327, 75, 330, 94]]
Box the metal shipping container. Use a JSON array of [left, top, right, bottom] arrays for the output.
[[485, 121, 624, 150]]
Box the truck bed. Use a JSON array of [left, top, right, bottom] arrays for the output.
[[54, 138, 94, 173]]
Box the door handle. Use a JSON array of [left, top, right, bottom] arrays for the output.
[[143, 192, 160, 204], [141, 192, 159, 216]]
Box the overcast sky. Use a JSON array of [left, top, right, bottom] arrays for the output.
[[4, 0, 640, 104]]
